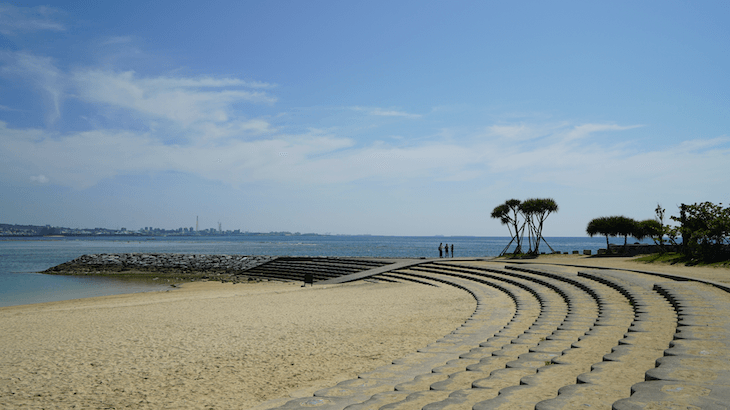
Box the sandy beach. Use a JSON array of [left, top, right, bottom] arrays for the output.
[[0, 279, 474, 409], [1, 255, 728, 409]]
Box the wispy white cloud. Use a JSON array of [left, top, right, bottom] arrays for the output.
[[101, 36, 134, 45], [486, 122, 643, 143], [30, 174, 49, 184], [0, 51, 277, 130], [0, 51, 64, 124], [486, 123, 560, 141], [0, 121, 353, 189], [2, 114, 729, 238], [370, 108, 421, 119], [132, 75, 276, 90], [0, 46, 727, 221], [674, 136, 730, 152], [7, 117, 716, 193], [72, 70, 276, 127], [0, 4, 64, 35], [351, 106, 421, 119], [482, 124, 730, 202], [562, 123, 644, 142], [192, 119, 274, 141]]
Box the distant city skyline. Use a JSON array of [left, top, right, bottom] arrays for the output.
[[0, 221, 319, 237], [1, 1, 728, 236]]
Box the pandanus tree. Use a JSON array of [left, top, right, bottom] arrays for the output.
[[491, 199, 524, 255], [520, 198, 559, 255], [492, 198, 558, 256]]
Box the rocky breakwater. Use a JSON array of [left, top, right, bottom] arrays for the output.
[[43, 253, 278, 283]]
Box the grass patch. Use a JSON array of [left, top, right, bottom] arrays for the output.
[[634, 252, 730, 268]]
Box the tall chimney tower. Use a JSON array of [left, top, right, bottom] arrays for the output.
[[196, 216, 199, 232]]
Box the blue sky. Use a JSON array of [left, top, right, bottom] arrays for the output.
[[1, 1, 728, 236]]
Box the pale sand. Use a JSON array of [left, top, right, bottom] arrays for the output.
[[1, 256, 728, 409], [0, 280, 475, 409]]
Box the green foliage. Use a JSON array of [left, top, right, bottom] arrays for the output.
[[671, 202, 730, 261], [491, 199, 524, 255], [521, 198, 559, 255], [492, 197, 558, 256], [586, 201, 730, 262], [638, 219, 662, 243], [490, 204, 510, 224], [586, 215, 638, 253]]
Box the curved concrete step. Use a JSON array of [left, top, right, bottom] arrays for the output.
[[373, 273, 440, 287], [243, 258, 393, 283], [268, 270, 515, 410], [613, 280, 730, 410], [524, 269, 677, 410], [386, 263, 594, 409], [428, 264, 623, 410], [261, 259, 730, 410]]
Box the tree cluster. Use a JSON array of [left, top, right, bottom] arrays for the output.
[[585, 215, 659, 253], [672, 202, 730, 261], [491, 198, 558, 256], [586, 202, 730, 261]]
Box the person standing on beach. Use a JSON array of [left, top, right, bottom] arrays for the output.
[[444, 243, 449, 257], [451, 244, 454, 257], [438, 243, 443, 258]]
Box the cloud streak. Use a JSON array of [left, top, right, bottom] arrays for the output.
[[1, 46, 727, 235], [0, 51, 64, 124], [3, 114, 728, 203], [72, 70, 276, 126], [351, 106, 422, 119], [0, 4, 64, 35]]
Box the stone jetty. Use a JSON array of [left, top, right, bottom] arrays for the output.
[[42, 254, 396, 284], [43, 253, 277, 282]]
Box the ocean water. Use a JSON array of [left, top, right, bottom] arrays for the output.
[[0, 235, 640, 307]]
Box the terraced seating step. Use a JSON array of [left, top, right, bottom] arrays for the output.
[[271, 270, 515, 410], [256, 259, 730, 410], [613, 280, 730, 410], [241, 257, 393, 282]]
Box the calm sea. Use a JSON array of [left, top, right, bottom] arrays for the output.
[[0, 235, 638, 307]]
